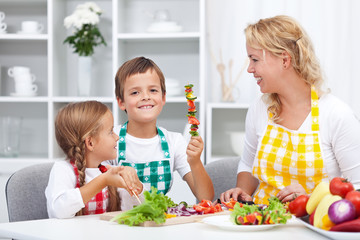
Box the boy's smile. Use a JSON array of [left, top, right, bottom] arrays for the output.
[[138, 104, 154, 109], [118, 69, 166, 125]]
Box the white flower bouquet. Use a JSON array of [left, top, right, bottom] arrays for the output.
[[63, 2, 106, 56]]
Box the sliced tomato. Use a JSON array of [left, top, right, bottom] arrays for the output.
[[188, 116, 200, 125], [199, 199, 212, 207], [188, 107, 196, 112], [193, 205, 204, 212], [214, 204, 222, 212], [187, 100, 195, 108], [204, 207, 214, 214], [185, 88, 192, 93], [246, 213, 256, 224], [193, 200, 223, 214]]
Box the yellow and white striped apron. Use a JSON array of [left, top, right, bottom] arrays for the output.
[[252, 86, 328, 204]]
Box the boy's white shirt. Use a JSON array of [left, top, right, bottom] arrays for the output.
[[45, 160, 145, 219], [104, 125, 192, 190]]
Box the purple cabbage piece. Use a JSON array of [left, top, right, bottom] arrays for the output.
[[167, 204, 203, 217]]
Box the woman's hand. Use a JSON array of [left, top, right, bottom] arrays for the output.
[[276, 183, 307, 203], [186, 136, 204, 165], [220, 187, 252, 202]]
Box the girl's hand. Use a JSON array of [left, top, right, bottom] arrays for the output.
[[118, 166, 143, 195], [186, 136, 204, 165], [220, 187, 252, 202], [276, 183, 307, 203], [104, 165, 127, 189]]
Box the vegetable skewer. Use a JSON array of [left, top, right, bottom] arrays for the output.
[[185, 84, 200, 136]]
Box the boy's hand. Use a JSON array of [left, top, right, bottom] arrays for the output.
[[186, 136, 204, 165]]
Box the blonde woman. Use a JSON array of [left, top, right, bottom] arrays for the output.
[[46, 101, 143, 218], [221, 15, 360, 204]]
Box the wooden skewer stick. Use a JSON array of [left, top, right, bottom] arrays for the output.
[[132, 189, 142, 204]]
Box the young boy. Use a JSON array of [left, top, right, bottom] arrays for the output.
[[106, 56, 214, 202]]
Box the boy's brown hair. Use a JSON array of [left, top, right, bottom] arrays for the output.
[[115, 56, 166, 101]]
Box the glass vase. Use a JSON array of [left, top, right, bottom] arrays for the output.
[[78, 56, 92, 96]]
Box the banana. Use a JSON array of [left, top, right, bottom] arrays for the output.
[[313, 193, 341, 229], [306, 181, 330, 215]]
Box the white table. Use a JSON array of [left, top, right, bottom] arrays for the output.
[[0, 215, 329, 240]]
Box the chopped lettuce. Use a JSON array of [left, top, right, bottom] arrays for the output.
[[110, 187, 175, 226], [264, 197, 291, 224]]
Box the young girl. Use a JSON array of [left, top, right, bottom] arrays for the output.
[[106, 56, 214, 202], [46, 101, 143, 218]]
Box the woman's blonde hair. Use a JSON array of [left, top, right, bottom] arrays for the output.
[[245, 15, 325, 120], [55, 101, 120, 215]]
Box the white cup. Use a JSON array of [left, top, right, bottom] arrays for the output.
[[0, 22, 6, 31], [15, 83, 38, 95], [153, 10, 171, 22], [14, 73, 36, 85], [8, 66, 30, 78], [21, 21, 44, 33], [0, 12, 5, 22]]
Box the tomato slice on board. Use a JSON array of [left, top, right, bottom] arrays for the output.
[[193, 205, 204, 212], [193, 200, 223, 214], [214, 204, 222, 212], [199, 200, 212, 207]]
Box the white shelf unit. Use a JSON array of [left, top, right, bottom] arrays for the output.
[[205, 102, 249, 163], [0, 0, 204, 221], [113, 0, 205, 140], [0, 0, 205, 161]]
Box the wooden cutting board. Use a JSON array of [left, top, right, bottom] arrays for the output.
[[100, 210, 231, 227]]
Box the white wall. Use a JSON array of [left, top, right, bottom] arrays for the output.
[[207, 0, 360, 117]]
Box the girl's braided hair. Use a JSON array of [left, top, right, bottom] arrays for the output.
[[55, 101, 120, 215]]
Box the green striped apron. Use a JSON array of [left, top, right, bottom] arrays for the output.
[[117, 122, 172, 194]]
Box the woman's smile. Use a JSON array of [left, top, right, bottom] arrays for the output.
[[255, 76, 262, 85]]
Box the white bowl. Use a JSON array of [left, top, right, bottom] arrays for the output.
[[227, 131, 245, 156], [147, 21, 183, 33]]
